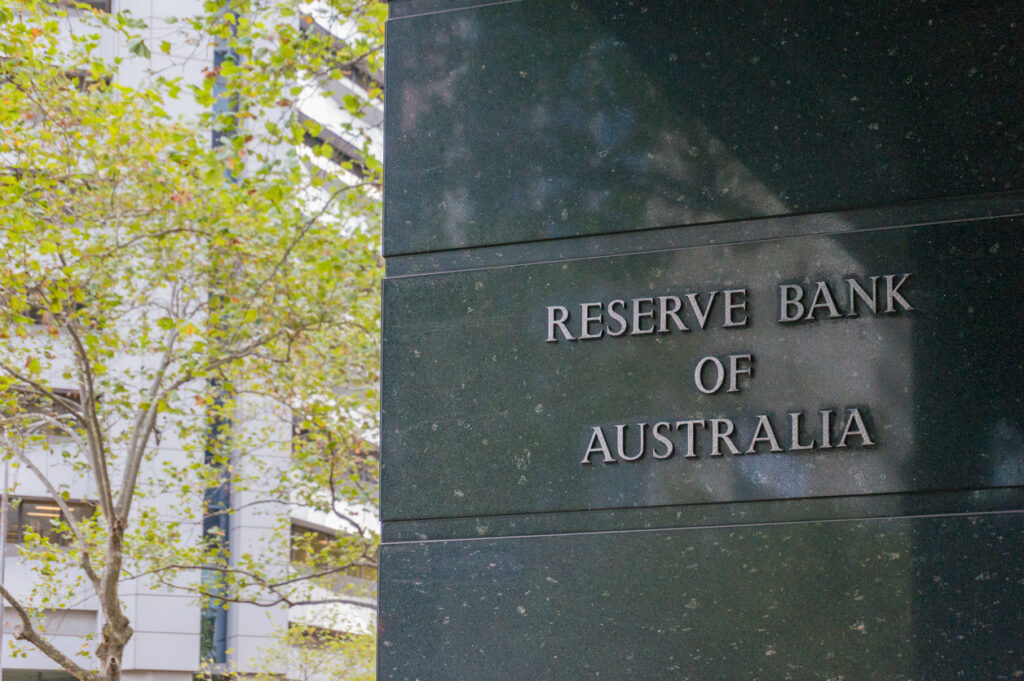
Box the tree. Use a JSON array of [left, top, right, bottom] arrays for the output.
[[0, 1, 384, 679], [250, 622, 376, 681]]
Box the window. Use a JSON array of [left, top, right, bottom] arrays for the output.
[[15, 387, 84, 435], [298, 13, 384, 95], [297, 111, 373, 181], [289, 523, 377, 581], [58, 0, 111, 12], [347, 560, 377, 583], [290, 523, 329, 564], [287, 622, 374, 647], [4, 498, 96, 546]]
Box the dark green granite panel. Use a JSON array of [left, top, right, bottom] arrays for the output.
[[384, 0, 1024, 255], [381, 218, 1024, 521], [385, 193, 1024, 278], [382, 487, 1024, 542], [378, 511, 1024, 681]]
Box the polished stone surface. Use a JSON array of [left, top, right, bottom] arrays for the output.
[[384, 0, 1024, 255], [379, 511, 1024, 681], [381, 2, 1024, 677], [381, 216, 1024, 521], [382, 486, 1024, 542], [384, 193, 1024, 277]]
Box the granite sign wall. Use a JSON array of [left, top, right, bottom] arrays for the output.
[[380, 1, 1024, 679]]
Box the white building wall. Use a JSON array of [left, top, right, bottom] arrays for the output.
[[225, 394, 291, 675], [2, 0, 379, 678]]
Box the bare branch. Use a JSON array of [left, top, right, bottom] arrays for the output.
[[0, 361, 86, 420], [0, 582, 98, 681], [117, 328, 179, 522], [4, 420, 102, 589], [184, 582, 377, 612], [127, 562, 378, 612], [251, 181, 370, 294], [60, 320, 117, 520]]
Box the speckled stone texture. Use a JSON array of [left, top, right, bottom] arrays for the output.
[[382, 219, 1024, 521], [384, 0, 1024, 256], [380, 1, 1024, 679], [381, 513, 1024, 680]]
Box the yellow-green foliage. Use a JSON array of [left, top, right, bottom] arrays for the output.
[[0, 1, 383, 678]]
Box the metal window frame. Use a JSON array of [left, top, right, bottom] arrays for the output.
[[59, 0, 112, 12]]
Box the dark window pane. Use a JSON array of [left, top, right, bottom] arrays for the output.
[[58, 0, 111, 12], [290, 524, 333, 565], [11, 499, 95, 546], [20, 500, 64, 544]]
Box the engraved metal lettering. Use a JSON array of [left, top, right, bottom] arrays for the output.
[[846, 277, 879, 317], [631, 297, 656, 335], [726, 354, 753, 393], [546, 305, 574, 342], [694, 356, 726, 394], [778, 284, 804, 322], [687, 291, 716, 329], [579, 302, 604, 340], [675, 419, 704, 458], [657, 296, 689, 333], [615, 423, 646, 461], [837, 408, 875, 447], [722, 289, 749, 328], [804, 281, 842, 320], [709, 418, 740, 456], [651, 422, 674, 459], [746, 414, 783, 453], [606, 299, 628, 336], [819, 409, 835, 449], [581, 427, 615, 465], [789, 412, 816, 451], [884, 274, 914, 312], [566, 271, 900, 468]]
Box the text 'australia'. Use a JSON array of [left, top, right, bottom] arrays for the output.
[[581, 408, 875, 464]]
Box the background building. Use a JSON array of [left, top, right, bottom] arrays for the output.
[[1, 1, 382, 679]]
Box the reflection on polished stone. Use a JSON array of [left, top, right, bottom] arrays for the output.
[[385, 0, 1024, 254], [381, 3, 1024, 679], [382, 218, 1024, 521], [379, 512, 1024, 680]]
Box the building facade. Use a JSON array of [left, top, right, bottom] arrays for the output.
[[1, 1, 381, 679]]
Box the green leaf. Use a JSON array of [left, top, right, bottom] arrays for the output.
[[128, 38, 150, 58], [265, 184, 284, 203], [0, 1, 384, 672], [302, 118, 322, 137]]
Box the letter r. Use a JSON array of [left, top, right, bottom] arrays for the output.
[[546, 306, 574, 342]]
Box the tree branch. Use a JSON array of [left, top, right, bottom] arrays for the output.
[[5, 421, 102, 589], [0, 582, 98, 681], [129, 562, 378, 612], [117, 328, 179, 522], [60, 320, 117, 521], [251, 181, 366, 294], [0, 362, 86, 420]]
